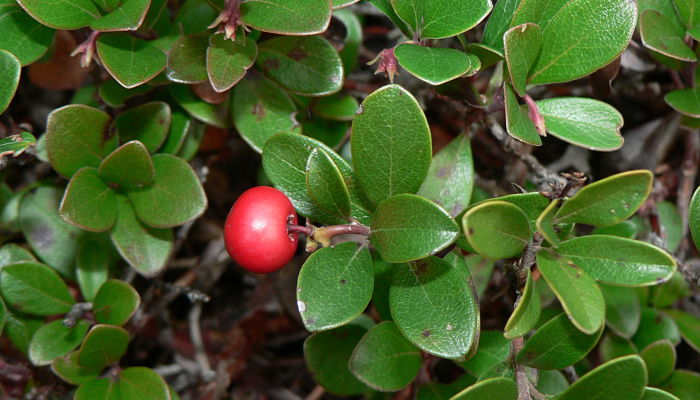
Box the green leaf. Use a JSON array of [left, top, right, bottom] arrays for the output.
[[659, 370, 700, 400], [59, 167, 117, 232], [351, 84, 431, 206], [76, 237, 110, 302], [640, 10, 696, 62], [311, 93, 359, 121], [417, 374, 477, 400], [349, 321, 422, 391], [418, 133, 474, 218], [600, 284, 640, 339], [128, 154, 207, 228], [665, 87, 700, 118], [0, 49, 20, 114], [98, 79, 151, 107], [0, 261, 75, 315], [555, 355, 646, 400], [0, 132, 37, 159], [0, 2, 54, 65], [390, 255, 478, 358], [77, 324, 130, 369], [168, 84, 227, 128], [166, 34, 208, 84], [333, 8, 362, 71], [555, 170, 653, 226], [371, 194, 459, 263], [394, 44, 472, 85], [535, 198, 561, 247], [640, 339, 676, 385], [297, 243, 373, 331], [241, 0, 332, 35], [390, 0, 492, 39], [45, 105, 118, 178], [115, 102, 171, 153], [457, 330, 510, 376], [74, 378, 119, 400], [305, 148, 351, 219], [99, 141, 155, 190], [674, 0, 700, 33], [536, 251, 605, 334], [599, 332, 637, 362], [304, 315, 373, 395], [657, 201, 682, 252], [19, 187, 83, 277], [52, 352, 102, 385], [0, 297, 6, 335], [557, 235, 676, 286], [504, 23, 542, 96], [633, 307, 680, 350], [482, 0, 522, 53], [333, 0, 358, 8], [29, 320, 89, 366], [4, 311, 42, 355], [450, 377, 517, 400], [232, 75, 300, 152], [690, 186, 700, 250], [463, 200, 531, 259], [504, 83, 541, 146], [0, 243, 36, 268], [96, 33, 167, 88], [119, 367, 171, 400], [206, 32, 257, 93], [159, 107, 192, 155], [650, 271, 689, 308], [504, 269, 540, 339], [89, 0, 150, 31], [257, 35, 343, 96], [367, 0, 413, 37], [536, 97, 624, 151], [526, 0, 637, 84], [592, 219, 639, 238], [17, 0, 99, 29], [642, 388, 681, 400], [516, 312, 602, 369], [536, 370, 569, 396], [110, 195, 173, 276], [263, 133, 371, 225], [93, 279, 141, 326], [665, 309, 700, 353]]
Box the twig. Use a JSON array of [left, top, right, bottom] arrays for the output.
[[512, 337, 531, 400], [305, 385, 325, 400], [188, 301, 216, 381], [63, 302, 92, 328]]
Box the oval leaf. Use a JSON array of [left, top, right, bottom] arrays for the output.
[[600, 284, 640, 339], [29, 320, 89, 366], [450, 377, 517, 400], [659, 370, 700, 400], [77, 324, 130, 369], [351, 84, 431, 206], [59, 167, 117, 232], [666, 88, 700, 118], [390, 0, 492, 39], [206, 32, 257, 93], [17, 0, 100, 29], [463, 200, 532, 259], [0, 49, 20, 114], [640, 339, 676, 385], [305, 148, 351, 219], [89, 0, 150, 31], [166, 34, 208, 84], [504, 23, 542, 96], [52, 353, 102, 385], [640, 9, 696, 62], [504, 83, 541, 146], [555, 355, 646, 400], [0, 4, 54, 65], [240, 0, 332, 35], [394, 44, 472, 85], [96, 33, 167, 88], [633, 307, 681, 350], [115, 101, 171, 153], [118, 367, 171, 400], [665, 309, 700, 353], [504, 268, 540, 339], [98, 141, 155, 189], [371, 194, 459, 263], [93, 279, 141, 326], [0, 261, 75, 315]]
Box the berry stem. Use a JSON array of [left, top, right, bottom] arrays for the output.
[[287, 224, 314, 236], [287, 223, 370, 248]]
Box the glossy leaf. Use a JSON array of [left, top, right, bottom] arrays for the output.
[[29, 320, 89, 366], [333, 0, 359, 8], [304, 316, 373, 395], [418, 133, 474, 217], [371, 194, 459, 263], [206, 32, 257, 93], [504, 23, 542, 96], [390, 255, 478, 358], [504, 83, 541, 146], [334, 7, 363, 71], [633, 307, 681, 350], [640, 339, 676, 384], [394, 44, 472, 85], [99, 141, 155, 189], [168, 84, 227, 128], [349, 321, 422, 391], [536, 97, 624, 151], [536, 251, 605, 334], [98, 79, 151, 107], [311, 93, 359, 121], [665, 87, 700, 118], [600, 284, 640, 338], [657, 201, 682, 252], [457, 330, 510, 376], [118, 367, 171, 400], [351, 84, 431, 206], [516, 312, 602, 369], [17, 0, 100, 29], [665, 309, 700, 353], [167, 34, 208, 84], [160, 107, 192, 155], [115, 102, 170, 153], [463, 200, 531, 259], [45, 105, 117, 178], [526, 0, 637, 84], [19, 187, 83, 277], [0, 262, 75, 315], [390, 0, 492, 39], [52, 353, 102, 385], [76, 237, 110, 302], [93, 279, 141, 326], [557, 235, 676, 286], [263, 133, 370, 225], [0, 2, 54, 65], [305, 148, 351, 219], [59, 167, 117, 232], [297, 243, 373, 331], [482, 0, 521, 53], [257, 35, 343, 96], [504, 269, 540, 339], [232, 75, 300, 152], [90, 0, 151, 31], [77, 325, 130, 368], [240, 0, 332, 35], [554, 170, 652, 226], [128, 154, 207, 228], [659, 370, 700, 400], [110, 195, 173, 276], [640, 10, 696, 62], [450, 377, 517, 400], [642, 387, 681, 400], [555, 355, 646, 400], [535, 198, 561, 247], [0, 49, 20, 114], [97, 33, 167, 88]]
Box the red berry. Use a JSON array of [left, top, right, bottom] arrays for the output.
[[224, 186, 298, 273]]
